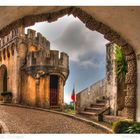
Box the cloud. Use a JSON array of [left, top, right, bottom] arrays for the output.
[[52, 19, 108, 69], [26, 15, 78, 41]]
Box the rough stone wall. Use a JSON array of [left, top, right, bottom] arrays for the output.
[[76, 79, 106, 111], [106, 43, 118, 115], [20, 72, 50, 108], [106, 43, 127, 116], [0, 29, 21, 103], [20, 73, 36, 106]]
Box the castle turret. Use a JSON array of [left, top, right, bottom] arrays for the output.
[[0, 26, 69, 110], [20, 28, 69, 110]]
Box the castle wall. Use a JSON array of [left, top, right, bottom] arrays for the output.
[[20, 72, 50, 108], [20, 72, 65, 109], [0, 42, 21, 103], [76, 79, 106, 111], [21, 73, 36, 106]]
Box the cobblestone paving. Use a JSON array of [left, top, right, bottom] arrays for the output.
[[0, 105, 108, 133]]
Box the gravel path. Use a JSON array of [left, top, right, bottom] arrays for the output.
[[0, 105, 108, 133]]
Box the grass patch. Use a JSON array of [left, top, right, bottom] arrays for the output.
[[64, 109, 76, 115]]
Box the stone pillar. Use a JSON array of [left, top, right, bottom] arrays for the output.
[[12, 46, 20, 103], [123, 51, 137, 120], [35, 74, 40, 107], [106, 43, 118, 115], [44, 76, 50, 108], [58, 76, 64, 110], [14, 43, 27, 103]]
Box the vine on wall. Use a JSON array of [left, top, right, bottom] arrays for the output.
[[115, 44, 127, 82]]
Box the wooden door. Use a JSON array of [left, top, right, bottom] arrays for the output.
[[50, 75, 59, 106]]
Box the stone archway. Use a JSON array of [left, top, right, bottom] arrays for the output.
[[0, 7, 137, 120], [0, 64, 8, 93]]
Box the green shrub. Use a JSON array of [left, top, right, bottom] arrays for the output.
[[64, 103, 74, 110], [1, 91, 12, 97], [113, 120, 132, 133], [126, 122, 140, 134]]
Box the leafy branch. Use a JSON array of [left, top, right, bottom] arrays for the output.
[[115, 44, 127, 82]]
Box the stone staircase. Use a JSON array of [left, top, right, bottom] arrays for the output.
[[79, 96, 110, 121]]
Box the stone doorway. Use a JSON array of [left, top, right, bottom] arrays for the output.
[[50, 75, 59, 106]]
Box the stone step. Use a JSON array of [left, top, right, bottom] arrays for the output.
[[96, 99, 107, 104], [85, 107, 103, 112], [80, 111, 97, 116], [79, 111, 99, 121], [90, 103, 105, 108]]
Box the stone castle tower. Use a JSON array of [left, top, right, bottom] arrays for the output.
[[0, 26, 69, 109]]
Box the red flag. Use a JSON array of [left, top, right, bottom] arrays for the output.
[[71, 88, 75, 102]]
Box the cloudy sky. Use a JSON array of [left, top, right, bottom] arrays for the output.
[[26, 15, 109, 103]]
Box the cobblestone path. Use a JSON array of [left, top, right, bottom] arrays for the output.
[[0, 105, 108, 133]]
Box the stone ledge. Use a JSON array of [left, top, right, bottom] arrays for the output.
[[0, 103, 113, 133]]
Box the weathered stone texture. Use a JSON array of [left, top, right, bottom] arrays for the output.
[[125, 95, 136, 108], [126, 84, 136, 96]]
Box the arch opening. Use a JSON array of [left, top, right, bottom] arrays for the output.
[[23, 8, 136, 120], [0, 7, 137, 121]]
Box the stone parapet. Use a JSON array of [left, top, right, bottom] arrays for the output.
[[26, 29, 50, 49], [0, 27, 50, 50], [25, 49, 69, 80]]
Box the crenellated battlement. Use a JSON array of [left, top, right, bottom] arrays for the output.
[[0, 26, 50, 50], [26, 49, 69, 70], [25, 48, 69, 80], [0, 26, 69, 81], [26, 29, 50, 50], [0, 28, 18, 48]]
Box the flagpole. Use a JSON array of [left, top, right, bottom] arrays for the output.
[[71, 82, 76, 114], [74, 91, 76, 113], [74, 83, 76, 113]]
